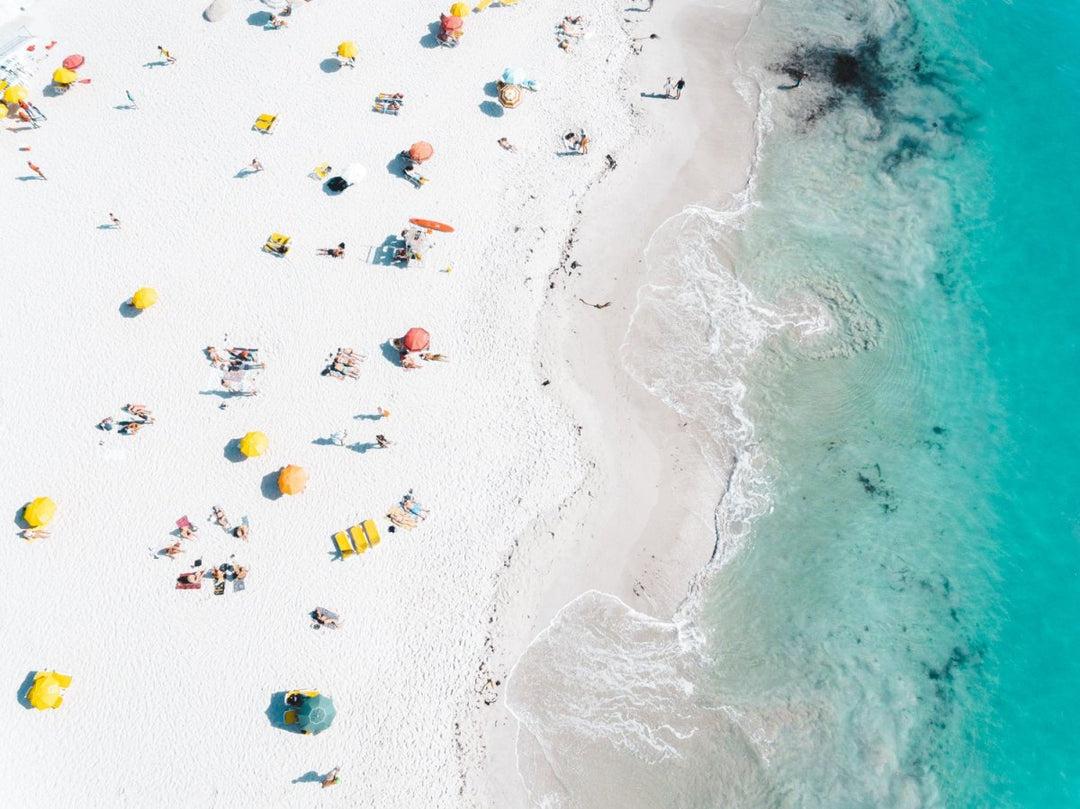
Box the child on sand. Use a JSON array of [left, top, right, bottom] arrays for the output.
[[158, 46, 176, 64]]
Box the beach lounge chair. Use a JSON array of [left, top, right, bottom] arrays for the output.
[[284, 709, 298, 724], [263, 233, 291, 255], [253, 113, 277, 133], [362, 519, 381, 547], [310, 163, 332, 180], [349, 524, 370, 553], [333, 530, 354, 558]]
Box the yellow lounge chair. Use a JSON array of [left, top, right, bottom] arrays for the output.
[[263, 233, 291, 256], [253, 113, 277, 133], [310, 163, 332, 180], [349, 524, 370, 553], [362, 519, 381, 547], [333, 531, 353, 558]]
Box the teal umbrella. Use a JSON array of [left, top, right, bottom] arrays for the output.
[[297, 694, 336, 734]]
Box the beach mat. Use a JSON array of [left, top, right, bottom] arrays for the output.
[[176, 581, 201, 590], [233, 579, 246, 592]]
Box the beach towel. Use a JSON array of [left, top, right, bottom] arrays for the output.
[[233, 579, 246, 592], [176, 580, 201, 590], [214, 581, 225, 596], [387, 506, 418, 529]]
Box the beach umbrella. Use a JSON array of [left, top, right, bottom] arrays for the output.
[[449, 2, 470, 17], [239, 431, 269, 458], [498, 83, 522, 109], [52, 67, 77, 86], [24, 497, 56, 527], [402, 328, 430, 352], [261, 0, 289, 9], [3, 84, 28, 104], [278, 465, 308, 495], [28, 672, 72, 710], [131, 287, 158, 310], [296, 694, 336, 734], [408, 141, 434, 163], [501, 67, 530, 86], [341, 163, 367, 184], [0, 106, 7, 119], [62, 54, 84, 70], [441, 15, 463, 31], [337, 41, 358, 58]]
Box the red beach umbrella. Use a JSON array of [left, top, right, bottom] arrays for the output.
[[440, 15, 463, 32], [62, 54, 84, 70], [408, 141, 434, 162], [402, 328, 430, 352]]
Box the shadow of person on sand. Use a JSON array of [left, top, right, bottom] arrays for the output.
[[311, 437, 339, 447], [639, 91, 671, 99], [292, 770, 324, 784], [261, 471, 284, 501], [349, 442, 379, 454], [16, 671, 37, 709]]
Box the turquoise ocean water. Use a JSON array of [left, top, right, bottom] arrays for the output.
[[507, 1, 1079, 806]]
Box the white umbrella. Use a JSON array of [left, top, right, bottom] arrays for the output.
[[261, 0, 289, 10], [341, 163, 367, 185]]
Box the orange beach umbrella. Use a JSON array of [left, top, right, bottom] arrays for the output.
[[498, 83, 522, 109], [402, 328, 430, 352], [408, 141, 434, 162], [278, 465, 308, 495], [440, 15, 463, 31]]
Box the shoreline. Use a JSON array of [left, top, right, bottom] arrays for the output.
[[479, 0, 761, 804]]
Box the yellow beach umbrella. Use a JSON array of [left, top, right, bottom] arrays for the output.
[[0, 105, 8, 119], [131, 287, 158, 310], [52, 67, 77, 86], [337, 41, 358, 58], [28, 671, 72, 710], [278, 464, 308, 495], [240, 431, 269, 458], [449, 2, 470, 17], [24, 497, 56, 527], [3, 84, 28, 104]]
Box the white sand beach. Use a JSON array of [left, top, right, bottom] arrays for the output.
[[0, 0, 757, 806]]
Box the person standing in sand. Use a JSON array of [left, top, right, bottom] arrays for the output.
[[675, 77, 686, 99], [158, 46, 176, 64], [109, 213, 121, 228], [125, 90, 137, 108], [251, 158, 263, 172], [27, 161, 46, 180], [663, 76, 674, 98], [321, 766, 341, 788]]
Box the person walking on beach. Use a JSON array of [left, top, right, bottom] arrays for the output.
[[250, 157, 264, 172], [125, 89, 137, 108], [108, 213, 121, 228], [375, 434, 392, 449], [579, 133, 590, 154], [158, 46, 176, 64], [674, 77, 686, 99], [321, 766, 341, 788], [663, 76, 674, 98], [27, 161, 46, 180]]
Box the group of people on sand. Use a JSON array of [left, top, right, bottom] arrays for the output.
[[98, 403, 154, 435], [163, 508, 248, 558], [387, 490, 430, 529], [323, 347, 364, 379], [206, 346, 264, 372], [563, 129, 590, 154], [556, 15, 584, 50], [175, 563, 248, 586]]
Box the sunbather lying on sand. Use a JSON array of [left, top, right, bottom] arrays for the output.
[[164, 541, 185, 557], [119, 421, 144, 435], [233, 523, 249, 540], [206, 347, 231, 370], [400, 352, 422, 370], [402, 495, 429, 519], [317, 242, 346, 258], [210, 566, 227, 585], [315, 607, 341, 628], [125, 403, 154, 421], [420, 353, 449, 362], [21, 528, 50, 541], [235, 565, 248, 580], [387, 506, 419, 529], [212, 506, 230, 530], [177, 571, 204, 585]]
